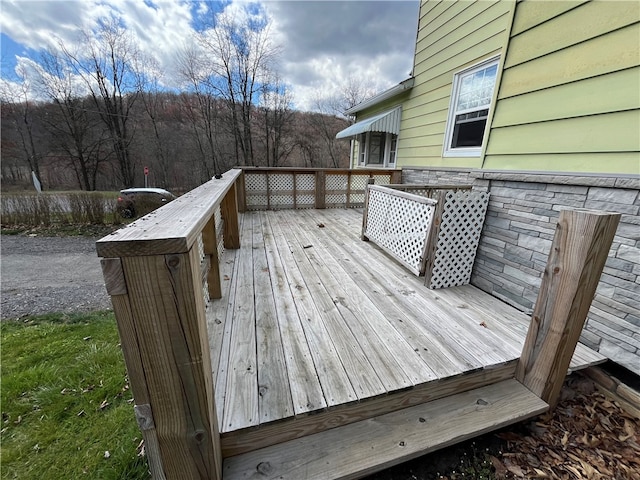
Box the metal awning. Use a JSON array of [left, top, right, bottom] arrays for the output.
[[335, 107, 402, 139]]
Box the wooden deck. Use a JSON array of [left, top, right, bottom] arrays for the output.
[[207, 208, 605, 458]]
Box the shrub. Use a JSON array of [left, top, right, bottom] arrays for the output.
[[1, 192, 119, 227]]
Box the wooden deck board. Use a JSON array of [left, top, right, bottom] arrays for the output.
[[223, 379, 549, 480], [328, 208, 605, 370], [207, 208, 605, 444], [317, 209, 517, 367], [251, 213, 295, 424], [267, 214, 357, 407], [223, 214, 259, 431], [261, 212, 327, 415], [281, 209, 426, 389]]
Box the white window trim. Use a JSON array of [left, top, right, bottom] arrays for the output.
[[443, 56, 500, 158], [357, 132, 397, 167]]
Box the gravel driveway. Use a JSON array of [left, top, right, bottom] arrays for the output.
[[1, 235, 110, 319]]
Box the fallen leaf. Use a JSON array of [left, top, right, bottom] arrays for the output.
[[507, 464, 525, 477]]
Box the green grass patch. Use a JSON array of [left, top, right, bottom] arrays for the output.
[[1, 312, 149, 479]]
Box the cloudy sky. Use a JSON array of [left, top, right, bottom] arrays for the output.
[[0, 0, 419, 111]]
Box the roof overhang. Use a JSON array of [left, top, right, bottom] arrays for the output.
[[335, 106, 402, 139], [344, 77, 414, 116]]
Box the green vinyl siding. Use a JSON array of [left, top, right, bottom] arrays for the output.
[[397, 0, 513, 168], [505, 0, 639, 68], [498, 23, 640, 99], [485, 0, 640, 174], [482, 153, 640, 175], [509, 0, 588, 36], [491, 68, 640, 127], [487, 110, 639, 154]]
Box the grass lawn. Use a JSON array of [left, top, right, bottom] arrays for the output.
[[1, 312, 149, 479]]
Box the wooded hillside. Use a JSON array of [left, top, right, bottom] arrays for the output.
[[1, 93, 350, 192]]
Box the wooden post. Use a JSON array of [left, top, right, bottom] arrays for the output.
[[101, 258, 167, 479], [516, 208, 620, 408], [236, 171, 246, 213], [221, 181, 240, 249], [103, 251, 223, 479], [202, 215, 222, 300], [361, 178, 375, 241], [315, 170, 326, 209], [390, 169, 402, 184], [423, 190, 446, 284]]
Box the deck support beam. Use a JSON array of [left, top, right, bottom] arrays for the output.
[[516, 208, 620, 408]]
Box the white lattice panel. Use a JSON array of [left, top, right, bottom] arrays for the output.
[[428, 191, 490, 289], [245, 173, 268, 210], [296, 174, 316, 207], [365, 189, 435, 275], [297, 174, 315, 190], [326, 174, 348, 207], [197, 233, 210, 305], [351, 175, 369, 190], [269, 173, 295, 207], [372, 174, 391, 185], [349, 175, 368, 207], [215, 205, 225, 261]]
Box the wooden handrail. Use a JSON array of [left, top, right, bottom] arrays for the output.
[[97, 169, 242, 480], [97, 169, 241, 257]]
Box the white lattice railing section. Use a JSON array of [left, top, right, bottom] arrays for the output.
[[196, 232, 210, 305], [325, 174, 348, 207], [296, 174, 316, 208], [214, 204, 224, 263], [427, 191, 490, 289], [364, 186, 436, 275], [242, 169, 396, 210], [245, 173, 268, 209]]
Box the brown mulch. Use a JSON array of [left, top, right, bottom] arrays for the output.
[[492, 375, 640, 479], [367, 375, 640, 480]]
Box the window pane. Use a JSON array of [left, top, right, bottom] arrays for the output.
[[450, 111, 488, 148], [456, 63, 497, 112], [389, 135, 397, 164], [368, 132, 385, 165]]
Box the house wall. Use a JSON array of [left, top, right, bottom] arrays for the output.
[[403, 166, 640, 375], [484, 0, 640, 174], [397, 0, 513, 168], [348, 94, 411, 168]]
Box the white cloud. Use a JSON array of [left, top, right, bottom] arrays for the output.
[[0, 0, 419, 111]]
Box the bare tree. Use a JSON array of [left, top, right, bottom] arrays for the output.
[[29, 50, 110, 190], [176, 43, 226, 180], [0, 65, 46, 188], [259, 73, 295, 167], [60, 19, 141, 187], [195, 8, 279, 166], [306, 76, 375, 167]]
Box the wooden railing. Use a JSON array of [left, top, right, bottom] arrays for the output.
[[236, 167, 402, 211], [97, 169, 242, 480]]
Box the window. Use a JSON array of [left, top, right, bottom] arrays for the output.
[[357, 132, 398, 167], [444, 57, 499, 157]]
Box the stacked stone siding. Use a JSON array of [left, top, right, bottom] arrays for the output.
[[402, 167, 640, 375]]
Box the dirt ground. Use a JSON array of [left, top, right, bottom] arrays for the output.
[[365, 374, 640, 480]]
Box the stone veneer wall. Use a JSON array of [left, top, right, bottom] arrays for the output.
[[402, 167, 640, 375]]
